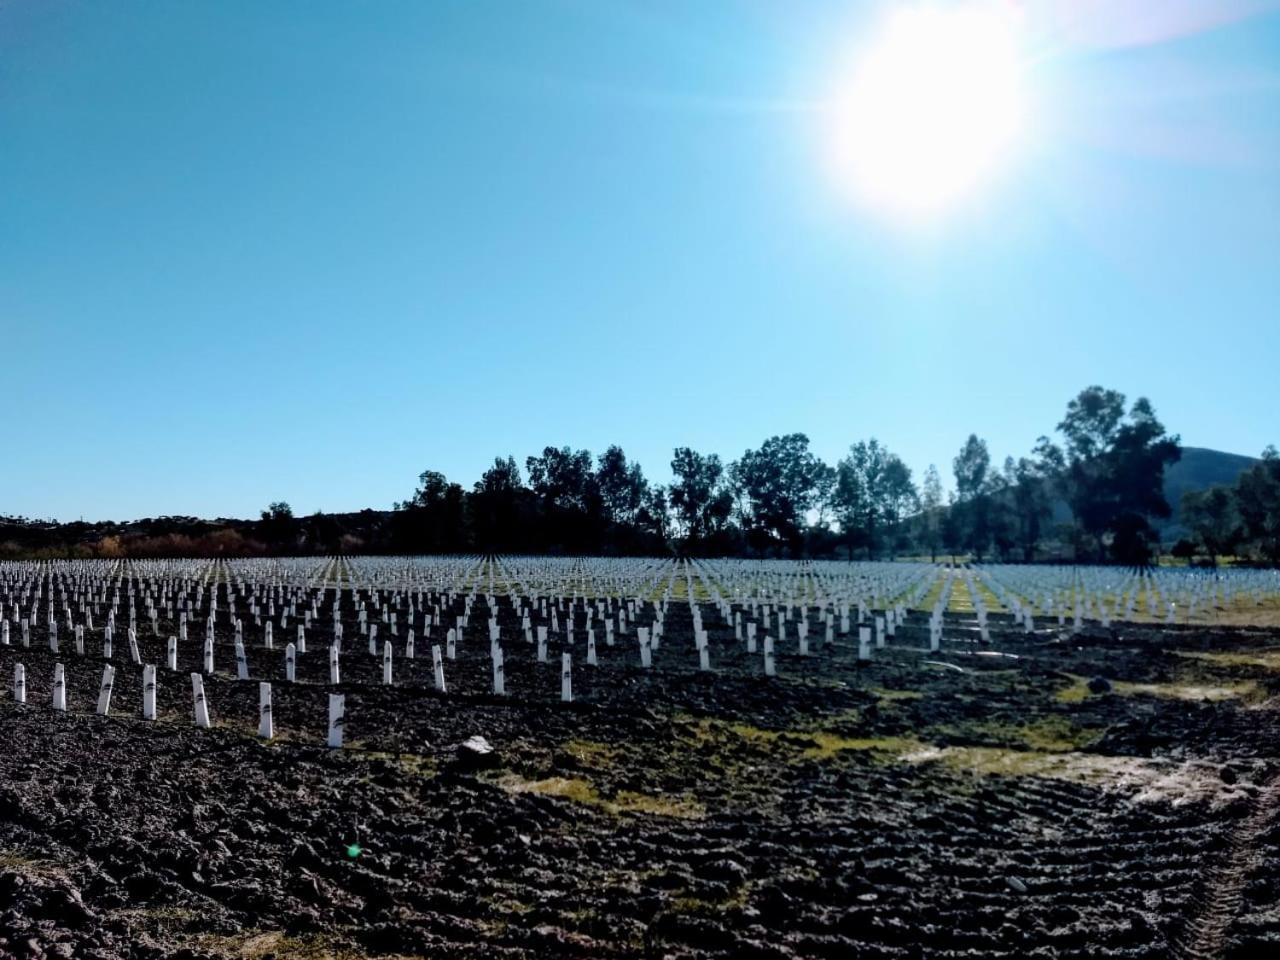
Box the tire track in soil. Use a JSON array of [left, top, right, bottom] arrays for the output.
[[1173, 769, 1280, 959]]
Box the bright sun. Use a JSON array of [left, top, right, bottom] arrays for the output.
[[830, 3, 1027, 219]]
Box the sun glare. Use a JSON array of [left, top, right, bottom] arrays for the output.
[[830, 3, 1027, 220]]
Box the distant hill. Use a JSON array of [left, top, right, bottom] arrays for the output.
[[1160, 446, 1260, 539], [1164, 447, 1260, 512], [1045, 446, 1259, 542]]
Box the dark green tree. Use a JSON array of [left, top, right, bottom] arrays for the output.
[[880, 456, 918, 559], [811, 462, 838, 529], [1234, 446, 1280, 564], [524, 446, 600, 550], [636, 484, 671, 543], [1006, 455, 1052, 562], [669, 448, 732, 547], [471, 456, 525, 552], [832, 439, 902, 559], [1037, 387, 1181, 564], [258, 501, 296, 551], [1181, 486, 1240, 566], [525, 447, 595, 514], [941, 492, 964, 563], [729, 433, 826, 555], [596, 446, 648, 526], [261, 501, 293, 521], [987, 468, 1019, 562], [953, 435, 991, 500], [396, 470, 468, 551], [918, 464, 945, 563], [952, 434, 993, 561]]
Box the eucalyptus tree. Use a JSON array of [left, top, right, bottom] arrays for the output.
[[1034, 386, 1181, 564], [729, 433, 826, 555]]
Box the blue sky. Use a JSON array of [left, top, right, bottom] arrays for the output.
[[3, 0, 1279, 521]]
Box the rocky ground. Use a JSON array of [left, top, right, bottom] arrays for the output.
[[0, 601, 1278, 959]]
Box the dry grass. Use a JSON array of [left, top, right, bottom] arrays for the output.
[[797, 732, 925, 760], [492, 772, 705, 819], [906, 746, 1252, 810], [192, 930, 418, 959]]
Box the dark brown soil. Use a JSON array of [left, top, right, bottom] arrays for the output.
[[1, 592, 1278, 959]]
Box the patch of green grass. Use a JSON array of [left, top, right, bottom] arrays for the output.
[[972, 578, 1005, 613], [1054, 672, 1260, 704], [1017, 716, 1104, 752], [917, 575, 945, 613], [1055, 675, 1092, 703], [948, 580, 982, 614], [613, 789, 705, 818], [560, 738, 619, 769], [677, 713, 921, 764], [929, 715, 1103, 752], [670, 883, 752, 915], [872, 687, 924, 702], [1173, 649, 1280, 671]]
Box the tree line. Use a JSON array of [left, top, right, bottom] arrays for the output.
[[4, 386, 1277, 565], [368, 385, 1199, 565], [1175, 450, 1280, 566]]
